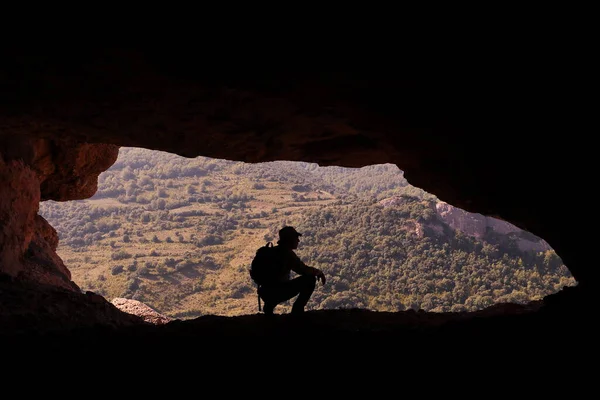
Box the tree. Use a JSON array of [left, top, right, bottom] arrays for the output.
[[121, 166, 135, 181]]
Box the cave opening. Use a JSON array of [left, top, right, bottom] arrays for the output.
[[38, 147, 575, 320]]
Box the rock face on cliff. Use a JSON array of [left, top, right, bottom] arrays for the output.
[[379, 196, 552, 253], [434, 201, 551, 253]]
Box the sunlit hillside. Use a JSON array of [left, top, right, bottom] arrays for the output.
[[39, 147, 575, 319]]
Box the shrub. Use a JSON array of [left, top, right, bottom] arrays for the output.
[[111, 265, 124, 275], [111, 250, 132, 260]]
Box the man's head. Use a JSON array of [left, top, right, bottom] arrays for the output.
[[277, 226, 302, 249]]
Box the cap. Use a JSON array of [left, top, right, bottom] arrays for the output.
[[278, 226, 302, 241]]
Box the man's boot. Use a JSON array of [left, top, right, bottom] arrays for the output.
[[263, 302, 275, 315]]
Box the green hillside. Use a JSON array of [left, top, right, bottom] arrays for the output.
[[39, 147, 575, 318]]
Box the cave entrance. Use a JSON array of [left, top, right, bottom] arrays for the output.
[[39, 147, 575, 319]]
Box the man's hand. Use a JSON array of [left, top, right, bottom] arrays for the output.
[[315, 269, 326, 285]]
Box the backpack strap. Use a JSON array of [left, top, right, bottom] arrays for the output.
[[257, 287, 262, 312]]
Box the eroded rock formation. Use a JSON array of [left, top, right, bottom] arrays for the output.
[[434, 201, 551, 253], [0, 135, 118, 289]]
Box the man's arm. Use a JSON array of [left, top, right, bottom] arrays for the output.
[[287, 251, 326, 284]]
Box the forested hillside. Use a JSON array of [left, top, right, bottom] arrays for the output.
[[39, 147, 575, 318]]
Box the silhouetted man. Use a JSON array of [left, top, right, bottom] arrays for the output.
[[258, 226, 326, 315]]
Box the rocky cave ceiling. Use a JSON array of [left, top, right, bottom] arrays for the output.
[[0, 44, 594, 291]]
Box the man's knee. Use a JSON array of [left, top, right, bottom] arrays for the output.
[[302, 274, 316, 287]]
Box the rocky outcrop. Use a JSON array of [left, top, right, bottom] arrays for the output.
[[38, 141, 120, 201], [379, 197, 552, 252], [0, 137, 118, 289], [436, 201, 503, 238], [1, 136, 119, 201], [111, 298, 172, 325], [435, 201, 551, 253]]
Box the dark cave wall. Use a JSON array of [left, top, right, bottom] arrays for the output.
[[0, 157, 39, 277], [0, 47, 594, 291]]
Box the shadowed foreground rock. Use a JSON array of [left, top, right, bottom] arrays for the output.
[[1, 272, 591, 367]]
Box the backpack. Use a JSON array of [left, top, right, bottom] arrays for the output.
[[249, 241, 283, 286]]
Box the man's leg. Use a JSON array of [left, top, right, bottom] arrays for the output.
[[262, 302, 276, 315], [258, 287, 277, 315], [260, 275, 316, 314], [290, 275, 316, 314]]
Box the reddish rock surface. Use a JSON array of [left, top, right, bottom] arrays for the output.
[[111, 298, 172, 325], [0, 158, 40, 277]]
